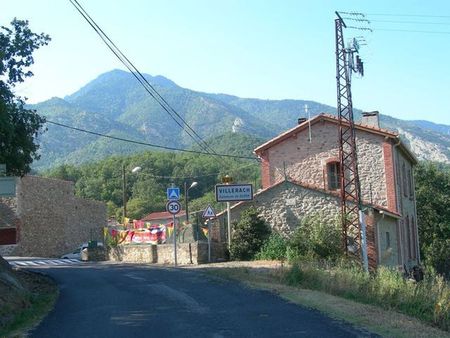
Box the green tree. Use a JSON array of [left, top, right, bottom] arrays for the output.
[[43, 151, 260, 221], [126, 198, 153, 220], [415, 162, 450, 277], [0, 19, 50, 175], [230, 207, 271, 260]]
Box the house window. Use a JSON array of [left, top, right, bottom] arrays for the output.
[[411, 217, 417, 259], [405, 215, 412, 259], [327, 162, 340, 190], [385, 232, 391, 249], [402, 162, 408, 197], [408, 169, 414, 198]]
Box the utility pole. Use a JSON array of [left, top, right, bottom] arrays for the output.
[[222, 175, 233, 250], [122, 164, 127, 221], [335, 11, 368, 271]]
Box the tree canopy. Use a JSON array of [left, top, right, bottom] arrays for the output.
[[414, 162, 450, 277], [0, 19, 50, 175], [44, 151, 260, 221]]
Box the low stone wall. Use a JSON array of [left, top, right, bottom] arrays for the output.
[[107, 242, 227, 265], [0, 244, 17, 256], [81, 247, 107, 261]]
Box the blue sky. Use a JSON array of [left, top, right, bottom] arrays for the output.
[[2, 0, 450, 125]]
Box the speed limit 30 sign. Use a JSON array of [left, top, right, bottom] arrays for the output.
[[166, 200, 181, 215]]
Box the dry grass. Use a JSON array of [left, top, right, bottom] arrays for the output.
[[192, 262, 450, 338], [0, 269, 58, 337]]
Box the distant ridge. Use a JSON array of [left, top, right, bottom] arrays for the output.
[[32, 69, 450, 170]]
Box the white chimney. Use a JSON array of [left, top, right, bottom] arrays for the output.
[[361, 111, 380, 128]]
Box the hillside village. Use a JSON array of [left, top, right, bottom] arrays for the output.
[[1, 6, 450, 337]]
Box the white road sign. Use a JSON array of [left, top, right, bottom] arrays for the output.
[[202, 204, 216, 218], [166, 200, 181, 215], [215, 184, 253, 202]]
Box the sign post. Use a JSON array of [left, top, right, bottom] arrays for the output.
[[202, 205, 216, 263], [207, 219, 211, 262], [227, 202, 231, 250], [216, 179, 253, 250], [166, 191, 181, 266], [173, 214, 177, 266]]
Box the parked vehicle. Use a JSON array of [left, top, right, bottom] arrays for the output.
[[61, 247, 83, 259], [61, 241, 103, 259]]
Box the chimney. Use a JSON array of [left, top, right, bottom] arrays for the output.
[[298, 117, 307, 125], [361, 111, 380, 128]]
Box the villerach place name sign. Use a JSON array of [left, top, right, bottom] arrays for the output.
[[215, 184, 253, 202]]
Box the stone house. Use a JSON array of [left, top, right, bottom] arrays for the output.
[[221, 112, 419, 269], [0, 176, 106, 257]]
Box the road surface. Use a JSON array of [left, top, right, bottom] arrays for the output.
[[24, 262, 375, 337]]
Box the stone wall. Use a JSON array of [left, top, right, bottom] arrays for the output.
[[265, 120, 388, 207], [0, 196, 18, 228], [11, 176, 106, 257], [108, 242, 227, 265], [218, 181, 341, 236]]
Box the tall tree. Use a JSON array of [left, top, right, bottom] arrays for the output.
[[415, 162, 450, 277], [0, 18, 50, 175]]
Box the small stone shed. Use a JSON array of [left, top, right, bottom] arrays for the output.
[[0, 176, 106, 257], [216, 180, 401, 269]]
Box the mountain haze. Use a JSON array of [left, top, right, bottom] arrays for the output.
[[32, 69, 450, 169]]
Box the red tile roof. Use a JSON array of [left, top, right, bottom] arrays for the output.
[[254, 113, 417, 163], [141, 210, 186, 221]]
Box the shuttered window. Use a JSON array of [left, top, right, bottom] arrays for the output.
[[327, 162, 340, 190]]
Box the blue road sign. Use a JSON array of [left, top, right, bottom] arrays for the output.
[[167, 187, 180, 200]]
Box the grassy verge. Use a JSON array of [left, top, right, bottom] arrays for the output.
[[202, 264, 450, 338], [285, 262, 450, 331], [0, 270, 58, 337]]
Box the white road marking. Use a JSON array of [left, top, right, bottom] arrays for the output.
[[146, 283, 209, 314], [7, 258, 83, 267], [124, 273, 146, 281]]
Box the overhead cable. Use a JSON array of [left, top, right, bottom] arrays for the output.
[[69, 0, 218, 156], [46, 119, 259, 161]]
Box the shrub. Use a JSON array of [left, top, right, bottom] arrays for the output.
[[288, 214, 343, 261], [422, 238, 450, 280], [230, 207, 271, 261], [256, 232, 288, 260], [285, 263, 303, 286]]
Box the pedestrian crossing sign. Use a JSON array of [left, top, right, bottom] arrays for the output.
[[167, 187, 180, 200], [202, 204, 216, 219]]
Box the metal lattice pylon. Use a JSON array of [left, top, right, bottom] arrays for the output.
[[335, 15, 362, 256]]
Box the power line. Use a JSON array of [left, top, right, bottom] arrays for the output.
[[137, 162, 258, 181], [46, 119, 259, 161], [374, 28, 450, 35], [365, 13, 450, 19], [369, 19, 450, 25], [69, 0, 218, 157]]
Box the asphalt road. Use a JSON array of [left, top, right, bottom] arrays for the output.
[[27, 262, 375, 337]]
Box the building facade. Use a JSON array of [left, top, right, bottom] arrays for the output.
[[0, 176, 106, 257], [226, 112, 419, 269]]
